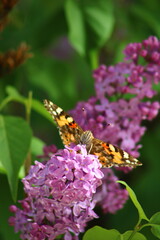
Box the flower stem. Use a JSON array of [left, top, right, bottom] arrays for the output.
[[128, 219, 141, 240], [0, 96, 13, 111], [24, 91, 32, 176], [89, 49, 99, 70], [25, 91, 32, 124]]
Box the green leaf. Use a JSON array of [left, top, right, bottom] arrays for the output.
[[26, 54, 80, 104], [82, 0, 115, 49], [65, 0, 86, 56], [0, 86, 25, 111], [131, 5, 160, 36], [0, 160, 6, 174], [31, 136, 45, 156], [150, 212, 160, 224], [122, 231, 147, 240], [83, 226, 121, 240], [0, 115, 32, 201], [117, 181, 149, 222], [6, 86, 25, 102], [150, 212, 160, 239], [5, 86, 53, 122]]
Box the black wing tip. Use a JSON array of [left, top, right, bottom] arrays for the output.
[[129, 161, 143, 168], [43, 99, 55, 109], [43, 99, 50, 105], [137, 161, 143, 166]]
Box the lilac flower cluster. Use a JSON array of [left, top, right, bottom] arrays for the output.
[[70, 36, 160, 158], [9, 145, 103, 240], [93, 168, 128, 213], [69, 36, 160, 213]]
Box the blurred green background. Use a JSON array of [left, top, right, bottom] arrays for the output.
[[0, 0, 160, 239]]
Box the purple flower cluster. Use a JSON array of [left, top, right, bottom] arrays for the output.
[[124, 36, 160, 65], [69, 36, 160, 213], [70, 36, 160, 158], [94, 169, 128, 213], [9, 145, 103, 240]]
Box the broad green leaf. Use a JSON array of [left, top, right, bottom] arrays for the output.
[[150, 212, 160, 224], [65, 0, 86, 55], [151, 226, 160, 239], [150, 212, 160, 239], [83, 226, 121, 240], [82, 0, 115, 49], [117, 181, 149, 221], [0, 161, 6, 173], [18, 137, 45, 179], [122, 231, 147, 240], [18, 165, 25, 179], [0, 115, 32, 201]]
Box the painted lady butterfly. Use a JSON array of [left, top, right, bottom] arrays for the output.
[[44, 99, 142, 168]]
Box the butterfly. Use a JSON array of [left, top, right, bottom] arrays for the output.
[[44, 99, 142, 168]]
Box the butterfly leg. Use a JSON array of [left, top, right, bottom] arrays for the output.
[[87, 143, 93, 153]]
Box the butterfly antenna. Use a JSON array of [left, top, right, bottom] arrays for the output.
[[81, 107, 88, 127]]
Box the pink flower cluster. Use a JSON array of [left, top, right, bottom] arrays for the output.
[[9, 145, 103, 240], [71, 36, 160, 158]]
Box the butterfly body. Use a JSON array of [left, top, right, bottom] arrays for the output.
[[44, 99, 142, 168]]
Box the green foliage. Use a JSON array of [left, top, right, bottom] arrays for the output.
[[31, 136, 45, 156], [2, 86, 52, 121], [83, 183, 160, 240], [83, 226, 120, 240], [149, 212, 160, 239], [83, 228, 148, 240], [122, 231, 147, 240], [0, 116, 32, 201], [81, 0, 115, 50], [84, 228, 148, 240], [117, 181, 149, 222], [65, 0, 86, 56], [64, 0, 115, 69]]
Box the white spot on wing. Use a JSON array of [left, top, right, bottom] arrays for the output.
[[52, 111, 57, 115], [49, 101, 53, 105], [56, 107, 63, 114], [67, 117, 73, 123], [125, 160, 131, 164], [109, 144, 115, 152], [123, 151, 129, 159], [133, 158, 138, 162]]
